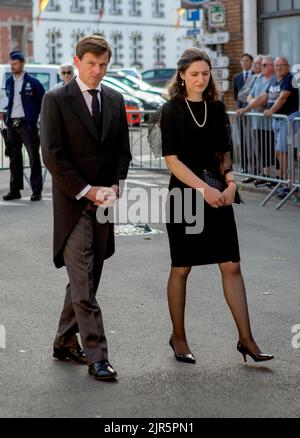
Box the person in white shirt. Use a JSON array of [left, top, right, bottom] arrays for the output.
[[3, 51, 45, 201]]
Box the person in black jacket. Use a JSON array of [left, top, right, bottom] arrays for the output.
[[233, 53, 254, 109], [3, 51, 45, 201], [232, 53, 254, 176], [41, 35, 131, 381]]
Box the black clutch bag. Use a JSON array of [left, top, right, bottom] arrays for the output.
[[201, 169, 243, 204]]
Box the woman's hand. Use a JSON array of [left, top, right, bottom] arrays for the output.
[[222, 183, 236, 206], [203, 187, 225, 209]]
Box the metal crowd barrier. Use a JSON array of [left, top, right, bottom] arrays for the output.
[[227, 111, 298, 210], [1, 110, 299, 210], [127, 109, 167, 171], [0, 118, 47, 185], [291, 116, 300, 191]]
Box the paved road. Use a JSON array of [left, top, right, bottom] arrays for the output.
[[0, 169, 300, 418]]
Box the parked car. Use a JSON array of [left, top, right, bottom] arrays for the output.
[[0, 64, 60, 111], [107, 71, 167, 98], [101, 79, 143, 126], [141, 68, 176, 87], [108, 68, 142, 80], [103, 75, 165, 117]]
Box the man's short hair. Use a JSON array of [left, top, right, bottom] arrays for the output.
[[241, 53, 254, 62], [76, 35, 112, 60], [9, 50, 25, 62]]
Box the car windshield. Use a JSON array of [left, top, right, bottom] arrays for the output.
[[122, 75, 151, 91], [103, 76, 134, 93], [108, 73, 151, 91]]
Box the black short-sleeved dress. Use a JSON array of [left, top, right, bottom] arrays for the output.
[[161, 98, 240, 267]]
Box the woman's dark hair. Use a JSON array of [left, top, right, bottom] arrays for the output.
[[76, 34, 112, 60], [168, 48, 219, 101]]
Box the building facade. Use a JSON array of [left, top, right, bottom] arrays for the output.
[[258, 0, 300, 66], [222, 0, 300, 108], [32, 0, 195, 69], [0, 0, 33, 63]]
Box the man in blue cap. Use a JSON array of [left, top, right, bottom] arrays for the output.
[[3, 50, 45, 201]]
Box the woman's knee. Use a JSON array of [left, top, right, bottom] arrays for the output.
[[171, 266, 192, 278], [219, 261, 241, 276]]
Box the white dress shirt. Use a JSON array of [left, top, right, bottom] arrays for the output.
[[11, 72, 25, 118], [75, 76, 102, 115], [243, 70, 252, 83], [75, 76, 102, 200]]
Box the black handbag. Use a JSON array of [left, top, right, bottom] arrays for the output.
[[201, 169, 243, 204]]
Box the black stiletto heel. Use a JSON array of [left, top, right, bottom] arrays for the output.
[[237, 341, 274, 363], [169, 337, 196, 364]]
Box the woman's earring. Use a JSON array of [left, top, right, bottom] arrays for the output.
[[181, 80, 185, 87]]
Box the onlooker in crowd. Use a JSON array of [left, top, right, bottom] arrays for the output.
[[233, 53, 254, 109], [237, 55, 263, 109], [232, 53, 254, 174], [237, 55, 264, 183], [3, 51, 45, 201], [54, 62, 75, 88], [237, 56, 277, 186], [235, 57, 299, 195]]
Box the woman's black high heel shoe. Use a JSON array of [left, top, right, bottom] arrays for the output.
[[169, 337, 196, 364], [237, 341, 274, 363]]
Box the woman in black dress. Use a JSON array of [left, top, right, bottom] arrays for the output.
[[161, 48, 273, 364]]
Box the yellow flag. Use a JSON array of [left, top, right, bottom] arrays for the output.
[[176, 8, 185, 29], [37, 0, 50, 26], [39, 0, 49, 12]]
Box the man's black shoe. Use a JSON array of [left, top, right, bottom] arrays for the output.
[[31, 193, 42, 201], [3, 191, 21, 201], [53, 345, 87, 364], [88, 360, 117, 380]]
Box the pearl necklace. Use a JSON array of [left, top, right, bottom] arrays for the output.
[[184, 98, 207, 128]]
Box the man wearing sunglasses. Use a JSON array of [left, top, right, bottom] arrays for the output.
[[54, 63, 75, 88]]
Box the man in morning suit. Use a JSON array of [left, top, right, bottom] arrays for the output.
[[40, 35, 131, 381]]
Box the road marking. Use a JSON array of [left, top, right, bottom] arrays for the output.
[[0, 202, 29, 207]]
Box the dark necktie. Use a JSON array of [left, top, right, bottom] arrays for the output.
[[244, 72, 249, 82], [87, 89, 101, 128]]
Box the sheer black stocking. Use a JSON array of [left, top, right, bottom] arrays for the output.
[[218, 261, 261, 355], [167, 266, 192, 355]]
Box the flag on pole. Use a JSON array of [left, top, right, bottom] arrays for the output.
[[36, 0, 50, 26], [98, 1, 105, 19], [176, 8, 185, 29]]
